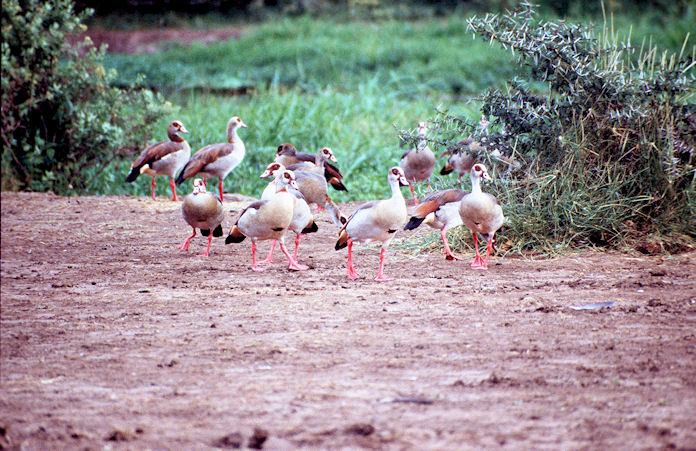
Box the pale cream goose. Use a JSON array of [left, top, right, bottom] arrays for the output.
[[126, 120, 190, 201], [176, 116, 247, 202], [225, 169, 306, 271], [257, 166, 318, 269], [335, 167, 409, 281], [178, 179, 225, 257], [275, 143, 347, 191], [403, 189, 468, 260], [458, 163, 505, 270], [399, 121, 435, 205], [261, 162, 346, 227]]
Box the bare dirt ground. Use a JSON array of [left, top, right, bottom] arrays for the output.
[[1, 191, 695, 450]]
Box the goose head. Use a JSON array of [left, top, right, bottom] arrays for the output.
[[470, 163, 492, 183], [276, 169, 299, 192], [229, 116, 247, 129], [319, 147, 337, 163], [192, 178, 206, 195], [389, 166, 409, 187], [167, 120, 189, 139], [276, 143, 297, 157], [260, 162, 285, 179]]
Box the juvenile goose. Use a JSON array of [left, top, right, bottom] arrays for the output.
[[335, 167, 409, 281], [275, 143, 347, 191], [399, 121, 436, 205], [126, 120, 190, 201], [175, 116, 247, 202], [459, 163, 505, 270], [403, 189, 468, 260], [225, 169, 306, 271], [178, 179, 225, 257], [261, 162, 346, 227], [258, 166, 318, 269]]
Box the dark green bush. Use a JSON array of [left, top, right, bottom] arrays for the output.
[[1, 0, 171, 193], [410, 3, 695, 252]]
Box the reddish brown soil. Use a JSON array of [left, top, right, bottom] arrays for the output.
[[1, 192, 695, 449]]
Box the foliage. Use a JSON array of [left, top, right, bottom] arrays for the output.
[[412, 3, 695, 252], [1, 0, 171, 193]]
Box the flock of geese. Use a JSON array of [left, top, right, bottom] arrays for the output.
[[125, 116, 505, 280]]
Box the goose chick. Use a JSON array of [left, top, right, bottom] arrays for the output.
[[257, 165, 318, 269], [175, 116, 247, 202], [225, 169, 305, 271], [335, 166, 409, 281], [458, 163, 505, 270], [126, 120, 190, 201], [275, 143, 347, 191], [261, 162, 346, 228], [404, 189, 468, 260], [399, 121, 435, 205], [179, 178, 225, 256]]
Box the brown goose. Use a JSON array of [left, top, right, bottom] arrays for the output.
[[275, 143, 347, 191], [458, 163, 505, 270], [178, 179, 225, 257], [335, 167, 409, 281], [126, 120, 190, 201], [403, 189, 468, 260], [399, 121, 435, 205], [440, 140, 477, 181], [261, 162, 345, 227], [225, 169, 306, 271], [175, 116, 246, 202]]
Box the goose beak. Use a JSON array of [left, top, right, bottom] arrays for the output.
[[179, 125, 189, 134], [260, 170, 272, 178]]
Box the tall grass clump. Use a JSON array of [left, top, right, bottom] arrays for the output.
[[412, 3, 695, 253]]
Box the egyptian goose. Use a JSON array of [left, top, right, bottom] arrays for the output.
[[399, 121, 436, 205], [175, 116, 247, 202], [275, 143, 347, 191], [178, 179, 225, 257], [225, 169, 306, 271], [335, 166, 409, 281], [261, 162, 346, 227], [125, 120, 190, 201], [458, 163, 505, 270], [440, 140, 477, 181], [403, 189, 468, 260]]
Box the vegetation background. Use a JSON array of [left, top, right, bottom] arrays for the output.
[[2, 0, 694, 254]]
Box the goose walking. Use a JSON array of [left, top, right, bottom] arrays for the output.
[[225, 169, 306, 271], [178, 179, 224, 257], [335, 167, 408, 281], [176, 116, 247, 202], [459, 163, 505, 270], [125, 120, 190, 201]]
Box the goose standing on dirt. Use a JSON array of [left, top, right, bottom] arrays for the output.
[[225, 169, 306, 271], [399, 121, 436, 205], [125, 120, 190, 201], [178, 178, 225, 257], [459, 163, 505, 270], [335, 167, 409, 281], [403, 189, 468, 260], [275, 143, 347, 191], [257, 164, 318, 269], [175, 116, 247, 202], [261, 162, 346, 227]]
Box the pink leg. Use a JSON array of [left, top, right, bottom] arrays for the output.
[[258, 240, 276, 264], [178, 228, 196, 251], [346, 239, 359, 280], [409, 184, 418, 205], [169, 178, 178, 201], [150, 177, 156, 201], [198, 233, 213, 257], [280, 241, 308, 271], [251, 242, 266, 272], [471, 232, 486, 270], [441, 229, 461, 260], [218, 179, 224, 203], [293, 234, 303, 261], [481, 238, 495, 270], [374, 248, 394, 281]]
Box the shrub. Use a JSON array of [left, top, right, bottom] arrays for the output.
[[1, 0, 171, 193], [407, 3, 695, 253]]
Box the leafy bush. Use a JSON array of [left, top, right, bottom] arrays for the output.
[[1, 0, 171, 193], [411, 3, 695, 252]]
